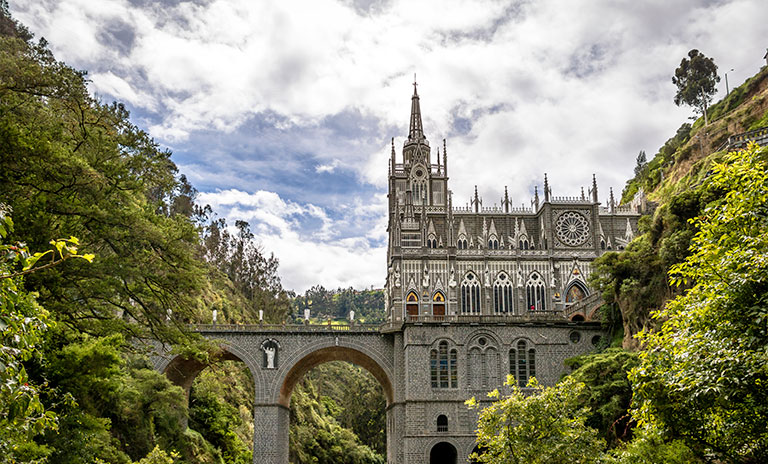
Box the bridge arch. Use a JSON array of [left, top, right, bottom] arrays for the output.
[[160, 340, 264, 397], [276, 343, 394, 408]]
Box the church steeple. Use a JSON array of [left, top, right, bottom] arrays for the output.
[[408, 76, 425, 143]]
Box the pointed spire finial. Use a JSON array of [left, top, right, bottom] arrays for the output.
[[592, 174, 598, 203], [407, 78, 424, 142], [543, 173, 550, 202], [503, 186, 510, 213], [443, 139, 448, 176], [609, 187, 616, 213]]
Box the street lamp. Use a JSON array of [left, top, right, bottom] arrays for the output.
[[726, 68, 735, 97]]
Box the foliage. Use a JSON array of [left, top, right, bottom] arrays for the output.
[[289, 380, 384, 464], [200, 218, 291, 324], [294, 286, 385, 323], [467, 376, 604, 464], [303, 362, 387, 455], [134, 446, 180, 464], [632, 144, 768, 463], [188, 361, 255, 463], [673, 49, 720, 124], [36, 330, 190, 463], [604, 425, 700, 464], [189, 380, 252, 464], [566, 348, 639, 446]]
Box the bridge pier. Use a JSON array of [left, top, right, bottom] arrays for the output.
[[253, 403, 290, 463]]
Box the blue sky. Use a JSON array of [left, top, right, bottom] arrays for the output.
[[12, 0, 767, 292]]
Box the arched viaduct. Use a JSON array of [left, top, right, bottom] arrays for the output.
[[150, 318, 605, 464]]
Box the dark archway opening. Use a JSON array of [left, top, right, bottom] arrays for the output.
[[281, 347, 393, 463], [571, 314, 585, 322], [430, 441, 457, 464], [163, 352, 256, 463]]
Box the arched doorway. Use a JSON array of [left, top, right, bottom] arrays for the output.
[[430, 441, 457, 464]]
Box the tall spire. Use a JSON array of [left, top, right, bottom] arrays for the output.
[[408, 74, 425, 142], [543, 173, 550, 202], [390, 138, 396, 171]]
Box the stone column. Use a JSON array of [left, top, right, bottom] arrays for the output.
[[252, 404, 290, 463]]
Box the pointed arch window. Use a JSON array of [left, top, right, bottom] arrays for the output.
[[457, 235, 468, 250], [518, 235, 529, 250], [406, 291, 419, 318], [509, 340, 536, 387], [526, 272, 546, 311], [565, 282, 588, 303], [488, 236, 499, 250], [427, 234, 438, 249], [430, 341, 458, 388], [460, 272, 481, 314], [493, 272, 514, 314]]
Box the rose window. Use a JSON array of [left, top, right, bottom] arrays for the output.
[[556, 211, 590, 246]]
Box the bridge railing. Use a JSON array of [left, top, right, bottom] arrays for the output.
[[564, 292, 603, 318], [190, 323, 382, 333]]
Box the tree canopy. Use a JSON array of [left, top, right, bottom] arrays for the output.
[[672, 49, 720, 125]]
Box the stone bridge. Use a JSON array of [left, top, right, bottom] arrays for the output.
[[150, 319, 605, 464]]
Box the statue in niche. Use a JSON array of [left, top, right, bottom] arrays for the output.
[[448, 266, 457, 288], [261, 339, 279, 369], [394, 264, 401, 287], [422, 265, 430, 288]]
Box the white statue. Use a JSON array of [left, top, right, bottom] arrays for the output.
[[349, 310, 355, 322], [212, 309, 218, 324], [448, 266, 457, 288], [422, 266, 430, 288], [304, 307, 311, 321], [484, 266, 491, 288], [394, 265, 401, 287], [517, 266, 524, 287], [264, 345, 276, 369], [259, 309, 264, 322]]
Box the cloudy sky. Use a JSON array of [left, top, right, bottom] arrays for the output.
[[12, 0, 767, 293]]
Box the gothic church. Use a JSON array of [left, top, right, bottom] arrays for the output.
[[385, 83, 642, 325]]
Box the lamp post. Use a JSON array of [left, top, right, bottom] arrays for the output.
[[726, 68, 734, 97]]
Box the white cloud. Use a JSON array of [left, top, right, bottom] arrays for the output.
[[11, 0, 768, 290], [197, 189, 385, 292]]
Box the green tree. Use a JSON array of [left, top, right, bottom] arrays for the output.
[[0, 209, 94, 462], [468, 376, 605, 464], [632, 143, 768, 463], [673, 49, 720, 125], [566, 348, 639, 446]]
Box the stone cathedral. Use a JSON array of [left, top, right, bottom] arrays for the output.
[[380, 83, 642, 462], [154, 83, 643, 464], [385, 82, 641, 323]]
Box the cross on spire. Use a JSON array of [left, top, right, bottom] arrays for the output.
[[408, 75, 425, 142]]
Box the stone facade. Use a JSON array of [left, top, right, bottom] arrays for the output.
[[152, 84, 641, 464]]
